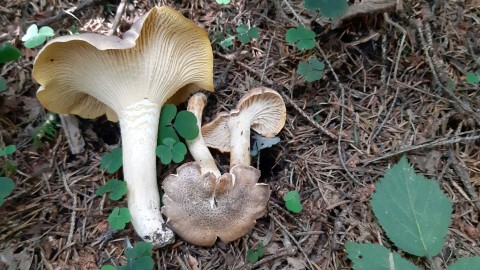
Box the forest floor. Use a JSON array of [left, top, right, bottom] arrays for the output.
[[0, 0, 479, 269]]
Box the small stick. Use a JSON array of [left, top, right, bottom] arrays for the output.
[[239, 247, 297, 270], [448, 149, 480, 211], [37, 0, 102, 27], [107, 0, 129, 36]]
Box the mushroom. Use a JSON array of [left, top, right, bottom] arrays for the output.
[[32, 6, 214, 247], [202, 87, 286, 167], [161, 93, 270, 246]]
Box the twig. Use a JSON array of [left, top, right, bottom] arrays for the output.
[[269, 214, 315, 270], [37, 0, 103, 27], [238, 247, 297, 270], [360, 132, 480, 164], [107, 0, 129, 36], [448, 149, 480, 211]]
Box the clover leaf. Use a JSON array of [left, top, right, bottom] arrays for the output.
[[100, 147, 123, 174], [0, 177, 15, 206], [158, 105, 198, 145], [156, 138, 188, 165], [22, 24, 55, 49], [237, 24, 259, 43], [216, 0, 230, 4], [108, 207, 131, 230], [304, 0, 348, 19], [0, 43, 22, 64], [96, 179, 127, 201], [285, 26, 316, 50], [466, 72, 479, 84], [0, 145, 16, 157], [297, 58, 325, 82], [118, 242, 154, 270], [247, 241, 264, 264], [284, 190, 302, 213], [220, 35, 235, 49]]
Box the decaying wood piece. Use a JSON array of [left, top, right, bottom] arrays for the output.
[[331, 0, 403, 29], [59, 114, 85, 154]]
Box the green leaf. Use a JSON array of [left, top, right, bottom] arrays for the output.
[[0, 43, 22, 64], [447, 257, 480, 270], [466, 72, 479, 84], [107, 207, 131, 230], [158, 104, 180, 144], [251, 134, 280, 156], [297, 58, 325, 82], [96, 179, 127, 201], [118, 242, 154, 270], [163, 137, 176, 148], [0, 77, 6, 92], [237, 24, 259, 43], [171, 142, 187, 163], [100, 266, 117, 270], [0, 177, 15, 206], [304, 0, 348, 19], [0, 145, 16, 157], [216, 0, 230, 4], [246, 241, 264, 263], [285, 26, 316, 50], [283, 190, 303, 213], [174, 110, 199, 140], [371, 156, 452, 257], [100, 147, 123, 174], [22, 25, 55, 49], [346, 242, 421, 270], [156, 145, 172, 165], [220, 36, 235, 49]]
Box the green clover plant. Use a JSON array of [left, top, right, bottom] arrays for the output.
[[220, 35, 235, 49], [285, 26, 316, 50], [0, 43, 22, 92], [100, 147, 123, 174], [96, 179, 127, 201], [297, 58, 325, 82], [247, 241, 265, 264], [22, 24, 55, 49], [466, 72, 479, 84], [102, 241, 154, 270], [155, 138, 187, 165], [237, 24, 259, 43], [108, 207, 132, 230], [347, 156, 480, 270], [284, 190, 302, 213], [32, 112, 58, 148], [304, 0, 348, 19], [0, 144, 17, 206]]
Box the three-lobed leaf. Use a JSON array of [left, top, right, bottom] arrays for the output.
[[173, 111, 198, 140], [0, 145, 16, 157], [285, 26, 316, 50], [158, 105, 198, 144], [283, 190, 302, 213], [297, 58, 325, 82], [304, 0, 349, 19], [0, 43, 22, 64], [22, 24, 55, 48], [246, 241, 264, 263], [96, 179, 127, 201], [156, 138, 187, 165], [108, 207, 131, 230], [346, 242, 421, 270], [118, 241, 154, 270], [100, 147, 123, 174], [237, 24, 259, 43], [216, 0, 231, 4], [446, 256, 480, 270], [220, 35, 235, 49], [0, 177, 15, 206], [371, 156, 452, 257]]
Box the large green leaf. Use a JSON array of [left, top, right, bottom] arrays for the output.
[[346, 242, 421, 270], [371, 156, 452, 257], [447, 257, 480, 270]]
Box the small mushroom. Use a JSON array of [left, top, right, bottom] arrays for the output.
[[162, 93, 270, 246], [202, 87, 286, 167], [33, 6, 214, 247]]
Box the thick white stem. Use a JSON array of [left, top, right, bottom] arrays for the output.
[[228, 116, 252, 168], [186, 93, 221, 177], [118, 99, 174, 247]]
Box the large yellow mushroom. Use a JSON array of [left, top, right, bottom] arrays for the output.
[[32, 6, 214, 247]]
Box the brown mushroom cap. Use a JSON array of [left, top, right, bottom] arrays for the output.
[[202, 87, 286, 152], [33, 6, 214, 121], [161, 162, 270, 246]]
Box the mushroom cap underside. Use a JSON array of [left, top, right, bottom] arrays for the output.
[[33, 6, 214, 121], [202, 87, 286, 152], [161, 162, 270, 246]]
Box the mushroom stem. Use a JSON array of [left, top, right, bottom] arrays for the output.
[[186, 93, 221, 177], [118, 99, 175, 247], [228, 115, 252, 167]]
